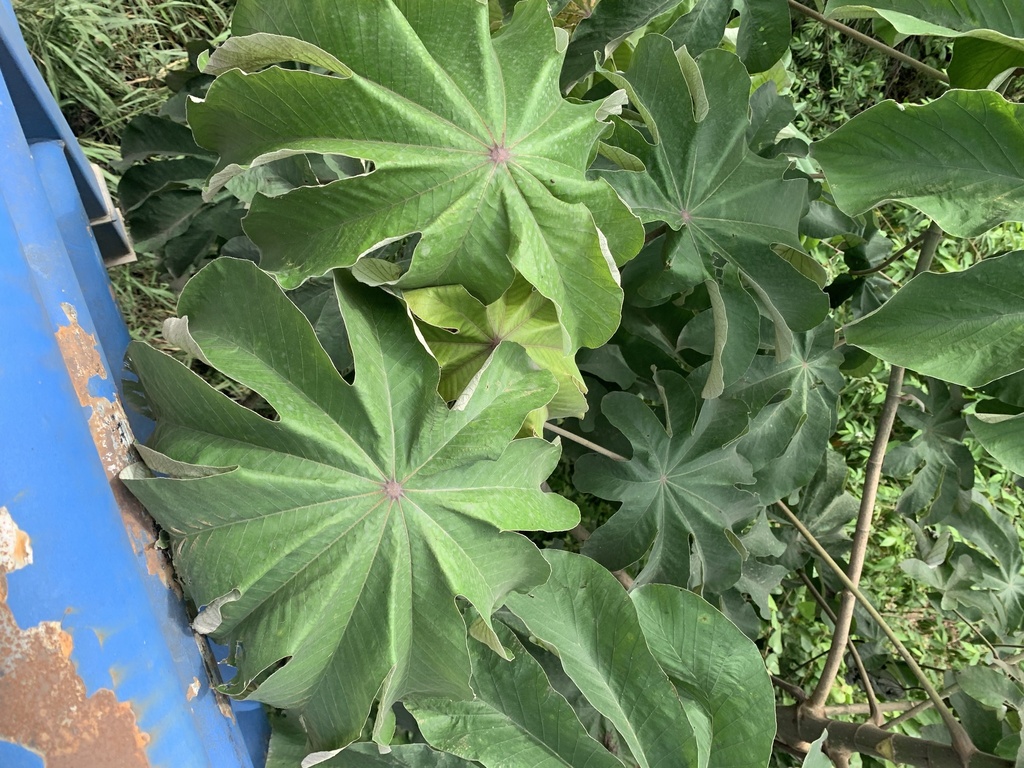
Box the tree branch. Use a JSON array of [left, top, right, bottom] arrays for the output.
[[799, 571, 885, 724], [787, 0, 949, 84], [808, 223, 944, 713], [848, 232, 928, 276], [776, 501, 976, 764], [776, 706, 1011, 768]]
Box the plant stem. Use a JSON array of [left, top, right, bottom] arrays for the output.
[[848, 232, 928, 276], [544, 422, 628, 462], [776, 501, 977, 764], [776, 705, 1010, 768], [787, 0, 950, 84], [824, 701, 920, 716], [799, 571, 884, 724], [772, 675, 809, 702], [808, 222, 942, 713]]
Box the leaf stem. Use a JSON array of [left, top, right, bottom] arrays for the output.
[[776, 501, 977, 764], [787, 0, 949, 84], [848, 232, 927, 276], [544, 422, 628, 462]]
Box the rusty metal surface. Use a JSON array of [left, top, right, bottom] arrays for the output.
[[0, 510, 151, 768]]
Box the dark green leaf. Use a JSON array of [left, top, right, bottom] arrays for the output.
[[846, 253, 1024, 387], [597, 39, 826, 336], [812, 92, 1024, 238], [505, 550, 703, 768], [576, 370, 758, 592]]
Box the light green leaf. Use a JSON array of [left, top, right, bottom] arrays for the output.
[[409, 620, 625, 768], [632, 584, 776, 768], [575, 370, 759, 592], [189, 0, 643, 351], [405, 276, 587, 419], [322, 744, 479, 768], [968, 412, 1024, 476], [812, 91, 1024, 238], [698, 267, 761, 399], [121, 258, 579, 751], [505, 550, 703, 768], [845, 252, 1024, 387], [800, 731, 831, 768], [597, 38, 826, 335]]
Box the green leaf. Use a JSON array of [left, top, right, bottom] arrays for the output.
[[845, 253, 1024, 387], [561, 0, 691, 89], [575, 370, 759, 592], [632, 584, 776, 768], [322, 745, 479, 767], [666, 0, 791, 73], [823, 0, 1024, 61], [812, 91, 1024, 238], [948, 37, 1024, 89], [968, 412, 1024, 476], [126, 190, 208, 253], [121, 258, 579, 750], [883, 382, 973, 523], [800, 731, 831, 768], [118, 157, 215, 212], [505, 550, 703, 768], [409, 619, 625, 768], [120, 114, 213, 165], [725, 322, 844, 505], [404, 276, 587, 420], [189, 0, 643, 350], [597, 39, 826, 336]]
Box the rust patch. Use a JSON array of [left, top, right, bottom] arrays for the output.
[[0, 507, 32, 573], [111, 480, 179, 596], [54, 303, 135, 479], [0, 512, 151, 768], [186, 677, 201, 702]]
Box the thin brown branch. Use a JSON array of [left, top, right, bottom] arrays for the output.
[[848, 232, 928, 276], [787, 0, 949, 84], [644, 223, 669, 245], [799, 572, 884, 724], [776, 501, 976, 764], [824, 701, 920, 716], [773, 675, 809, 702]]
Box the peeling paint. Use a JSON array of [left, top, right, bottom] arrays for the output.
[[186, 677, 201, 702], [0, 506, 32, 573], [111, 480, 179, 595], [0, 511, 151, 767], [53, 302, 134, 479]]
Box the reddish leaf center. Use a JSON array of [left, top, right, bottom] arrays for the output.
[[680, 209, 693, 224], [383, 479, 404, 501], [488, 143, 511, 164]]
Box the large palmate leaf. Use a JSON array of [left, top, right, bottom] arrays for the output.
[[845, 253, 1024, 387], [597, 38, 827, 338], [405, 276, 587, 420], [409, 619, 625, 768], [724, 322, 844, 505], [632, 584, 776, 768], [812, 92, 1024, 239], [505, 551, 703, 768], [121, 258, 579, 751], [189, 0, 643, 350], [575, 370, 760, 592], [884, 383, 974, 523]]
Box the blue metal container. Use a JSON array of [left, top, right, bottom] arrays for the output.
[[0, 2, 268, 764]]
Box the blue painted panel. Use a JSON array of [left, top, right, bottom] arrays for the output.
[[0, 13, 268, 767]]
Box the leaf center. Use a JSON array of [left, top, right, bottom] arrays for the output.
[[680, 209, 693, 225], [383, 478, 404, 501], [488, 143, 512, 165]]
